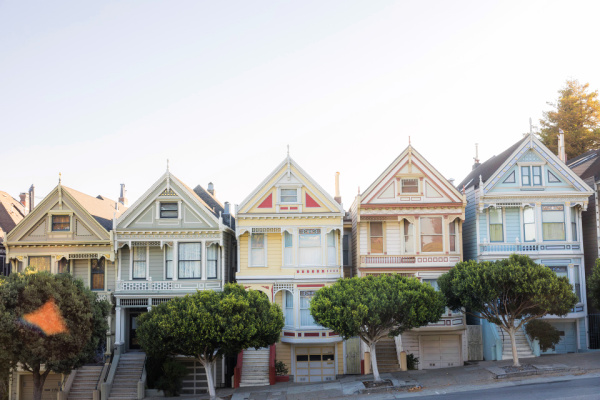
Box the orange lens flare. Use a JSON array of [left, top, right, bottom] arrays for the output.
[[22, 298, 68, 336]]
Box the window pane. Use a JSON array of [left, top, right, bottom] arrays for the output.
[[299, 247, 321, 265], [165, 246, 173, 279], [91, 259, 105, 290], [571, 207, 578, 241], [543, 210, 564, 223], [58, 258, 70, 274], [490, 224, 504, 242], [371, 237, 383, 253], [29, 256, 51, 272], [160, 202, 178, 218], [523, 207, 535, 223], [402, 179, 419, 193], [489, 208, 502, 224], [179, 243, 201, 278], [299, 233, 320, 247], [284, 232, 293, 266], [524, 224, 536, 242], [521, 167, 530, 185], [207, 245, 218, 279], [284, 232, 293, 247], [251, 234, 264, 248], [134, 247, 147, 261], [281, 189, 297, 202], [285, 291, 294, 326], [133, 247, 146, 279], [251, 234, 265, 266], [421, 217, 442, 235], [404, 222, 414, 253], [533, 166, 542, 185], [543, 223, 565, 240], [524, 207, 536, 241], [423, 279, 439, 291], [52, 215, 70, 231], [370, 222, 383, 237], [421, 235, 443, 252]]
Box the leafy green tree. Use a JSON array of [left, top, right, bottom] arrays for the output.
[[136, 283, 284, 398], [439, 255, 577, 367], [587, 258, 600, 311], [538, 79, 600, 159], [0, 271, 110, 400], [309, 275, 445, 382]]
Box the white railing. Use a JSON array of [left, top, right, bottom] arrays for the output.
[[480, 242, 581, 254], [116, 280, 221, 292]]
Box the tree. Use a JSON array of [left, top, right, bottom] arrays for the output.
[[0, 271, 110, 400], [438, 254, 577, 367], [136, 283, 284, 398], [525, 319, 561, 352], [587, 258, 600, 311], [538, 79, 600, 159], [309, 275, 445, 382]]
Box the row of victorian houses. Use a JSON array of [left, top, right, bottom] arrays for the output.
[[2, 132, 600, 399]]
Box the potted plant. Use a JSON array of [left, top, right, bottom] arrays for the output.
[[275, 360, 289, 382]]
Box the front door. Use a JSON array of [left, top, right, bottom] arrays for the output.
[[129, 312, 142, 350]]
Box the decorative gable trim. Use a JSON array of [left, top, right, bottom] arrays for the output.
[[305, 193, 320, 208], [258, 193, 273, 209]]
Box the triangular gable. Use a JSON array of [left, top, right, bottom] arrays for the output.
[[361, 145, 464, 204], [257, 193, 273, 209], [7, 185, 110, 243], [239, 156, 344, 214], [483, 135, 593, 195], [116, 171, 221, 230]]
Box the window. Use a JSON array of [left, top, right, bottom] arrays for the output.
[[299, 229, 321, 265], [165, 246, 173, 279], [52, 215, 70, 231], [327, 231, 336, 266], [342, 234, 350, 266], [401, 179, 419, 193], [280, 189, 298, 203], [91, 258, 105, 290], [179, 242, 202, 278], [503, 171, 516, 183], [284, 232, 293, 266], [421, 217, 443, 252], [284, 291, 294, 327], [542, 205, 565, 241], [489, 208, 504, 242], [403, 221, 414, 253], [251, 234, 265, 267], [423, 279, 439, 291], [523, 207, 536, 242], [207, 244, 218, 279], [29, 256, 51, 272], [449, 221, 457, 252], [573, 265, 581, 302], [571, 207, 578, 241], [300, 291, 317, 327], [370, 222, 383, 254], [160, 202, 178, 218], [532, 166, 542, 186], [521, 166, 531, 186], [58, 258, 70, 274], [133, 247, 146, 279]]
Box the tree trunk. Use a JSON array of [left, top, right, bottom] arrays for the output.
[[369, 342, 381, 382], [32, 369, 48, 400], [201, 358, 216, 399], [508, 327, 520, 367]]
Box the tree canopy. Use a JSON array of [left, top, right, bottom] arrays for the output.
[[587, 258, 600, 312], [136, 283, 284, 398], [438, 254, 577, 366], [0, 271, 110, 400], [538, 79, 600, 159], [309, 275, 445, 382]]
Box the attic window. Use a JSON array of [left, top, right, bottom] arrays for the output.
[[160, 202, 178, 218], [401, 179, 419, 193], [52, 215, 70, 231], [280, 189, 298, 203]]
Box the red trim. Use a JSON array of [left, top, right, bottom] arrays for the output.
[[283, 332, 296, 337], [297, 284, 325, 288], [234, 350, 244, 388], [305, 192, 320, 208], [304, 332, 319, 337], [361, 203, 462, 208], [269, 344, 276, 385], [290, 207, 298, 210], [258, 193, 273, 208], [328, 332, 338, 336]]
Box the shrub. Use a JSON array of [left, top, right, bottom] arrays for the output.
[[525, 319, 561, 352], [275, 360, 288, 376], [155, 359, 188, 396], [407, 353, 419, 370]]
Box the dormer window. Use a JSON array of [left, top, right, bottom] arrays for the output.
[[401, 179, 418, 194], [160, 202, 178, 218], [52, 215, 70, 231], [280, 188, 298, 203]]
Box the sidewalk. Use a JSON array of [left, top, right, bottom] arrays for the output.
[[211, 352, 600, 400]]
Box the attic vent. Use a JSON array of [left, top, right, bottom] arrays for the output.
[[160, 188, 177, 196], [252, 228, 281, 233]]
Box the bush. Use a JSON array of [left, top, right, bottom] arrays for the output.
[[526, 319, 561, 352], [407, 353, 419, 370], [145, 355, 166, 390], [155, 359, 188, 396], [275, 360, 288, 376]]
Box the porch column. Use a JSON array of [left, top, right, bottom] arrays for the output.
[[115, 306, 122, 344]]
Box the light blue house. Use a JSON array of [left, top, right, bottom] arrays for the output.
[[458, 133, 593, 360]]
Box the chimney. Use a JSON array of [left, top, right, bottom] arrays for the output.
[[449, 178, 455, 186], [472, 143, 481, 170], [224, 201, 230, 215], [208, 182, 215, 197], [334, 172, 342, 204], [558, 132, 567, 163], [28, 184, 34, 212], [19, 193, 29, 215], [118, 183, 128, 206]]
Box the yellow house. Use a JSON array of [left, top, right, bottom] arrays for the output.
[[236, 155, 345, 384]]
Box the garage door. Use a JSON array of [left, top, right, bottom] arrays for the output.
[[295, 347, 335, 383], [421, 335, 461, 369], [19, 373, 62, 400], [548, 322, 577, 354]]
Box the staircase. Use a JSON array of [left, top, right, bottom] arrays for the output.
[[496, 326, 535, 360], [67, 365, 103, 400], [240, 348, 270, 387], [108, 352, 145, 400], [375, 338, 400, 372]]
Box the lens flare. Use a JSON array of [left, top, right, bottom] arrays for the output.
[[22, 298, 68, 336]]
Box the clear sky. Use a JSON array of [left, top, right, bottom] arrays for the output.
[[2, 0, 600, 211]]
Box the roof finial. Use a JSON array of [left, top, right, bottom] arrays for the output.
[[58, 172, 62, 185], [287, 144, 290, 158], [409, 135, 411, 146]]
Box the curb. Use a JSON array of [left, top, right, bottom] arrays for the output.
[[485, 363, 581, 379]]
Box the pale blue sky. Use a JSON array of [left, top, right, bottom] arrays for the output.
[[2, 1, 599, 210]]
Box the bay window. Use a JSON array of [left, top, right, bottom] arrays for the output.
[[449, 221, 457, 252], [284, 232, 293, 266], [207, 244, 218, 279], [523, 207, 536, 242], [91, 258, 105, 290], [179, 242, 202, 278], [299, 229, 321, 266], [370, 222, 383, 254], [327, 231, 336, 266], [542, 205, 565, 241], [251, 234, 265, 267], [284, 291, 294, 326], [573, 265, 581, 302], [133, 247, 146, 279], [489, 208, 503, 242], [421, 217, 443, 252], [571, 207, 578, 241]]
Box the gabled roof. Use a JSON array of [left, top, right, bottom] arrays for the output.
[[568, 149, 600, 181], [457, 136, 528, 190], [0, 192, 25, 235], [62, 186, 127, 231], [193, 185, 224, 217]]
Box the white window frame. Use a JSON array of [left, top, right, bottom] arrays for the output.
[[488, 207, 504, 243], [165, 245, 174, 279], [327, 231, 337, 266], [250, 233, 267, 267], [449, 220, 458, 253], [401, 219, 415, 254], [283, 231, 294, 267], [277, 186, 301, 204], [400, 178, 419, 194], [298, 229, 322, 266], [522, 206, 536, 242]]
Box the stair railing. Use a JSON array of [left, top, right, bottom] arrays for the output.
[[521, 320, 540, 356], [269, 344, 276, 385], [137, 355, 147, 400], [100, 347, 122, 400], [93, 359, 111, 400]]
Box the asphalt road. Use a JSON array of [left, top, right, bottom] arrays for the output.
[[400, 377, 600, 399]]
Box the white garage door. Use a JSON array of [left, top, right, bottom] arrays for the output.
[[295, 346, 335, 383], [19, 373, 62, 400], [421, 335, 461, 369]]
